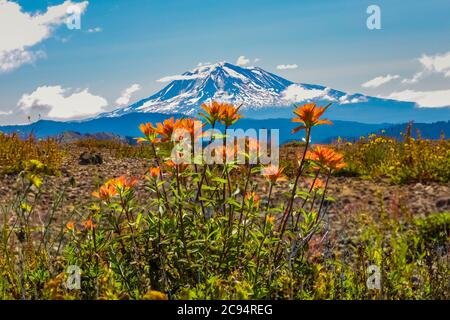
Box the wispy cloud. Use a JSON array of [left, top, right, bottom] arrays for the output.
[[401, 51, 450, 84], [0, 0, 89, 73], [402, 72, 424, 84], [18, 85, 108, 119], [115, 83, 141, 106], [419, 51, 450, 77], [362, 74, 400, 88], [384, 89, 450, 108], [0, 110, 13, 116], [87, 27, 102, 33], [236, 55, 250, 67], [276, 64, 298, 70]]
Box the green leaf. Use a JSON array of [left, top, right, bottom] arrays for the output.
[[136, 212, 143, 226], [212, 177, 228, 184]]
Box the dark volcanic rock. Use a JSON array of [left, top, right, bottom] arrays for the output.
[[436, 197, 450, 210], [79, 152, 103, 165]]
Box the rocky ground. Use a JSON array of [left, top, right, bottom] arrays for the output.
[[0, 147, 449, 227]]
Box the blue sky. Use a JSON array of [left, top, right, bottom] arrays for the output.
[[1, 0, 450, 124]]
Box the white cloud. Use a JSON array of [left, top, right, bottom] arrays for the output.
[[282, 84, 334, 103], [276, 64, 298, 70], [0, 49, 46, 73], [236, 55, 250, 67], [0, 110, 12, 116], [419, 51, 450, 77], [401, 71, 424, 84], [18, 85, 108, 119], [0, 0, 89, 73], [115, 83, 141, 106], [384, 89, 450, 108], [400, 51, 450, 84], [338, 95, 367, 104], [362, 74, 400, 88], [87, 27, 102, 33]]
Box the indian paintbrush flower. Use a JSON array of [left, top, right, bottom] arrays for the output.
[[292, 102, 332, 133]]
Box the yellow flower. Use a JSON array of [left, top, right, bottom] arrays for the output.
[[266, 214, 275, 225], [142, 290, 168, 300], [65, 221, 75, 232]]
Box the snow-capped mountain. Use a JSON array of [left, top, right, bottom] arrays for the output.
[[103, 62, 361, 117], [100, 62, 449, 123]]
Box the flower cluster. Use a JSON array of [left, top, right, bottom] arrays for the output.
[[92, 175, 138, 201], [199, 101, 243, 127]]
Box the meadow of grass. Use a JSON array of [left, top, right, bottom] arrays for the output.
[[0, 102, 448, 300]]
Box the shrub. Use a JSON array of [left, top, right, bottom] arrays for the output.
[[335, 124, 450, 183], [0, 132, 64, 175]]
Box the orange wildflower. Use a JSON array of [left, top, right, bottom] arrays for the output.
[[243, 137, 259, 153], [245, 192, 260, 205], [111, 175, 139, 191], [220, 104, 243, 127], [306, 178, 326, 190], [292, 103, 332, 133], [165, 159, 189, 173], [306, 146, 346, 171], [82, 218, 96, 230], [234, 137, 259, 159], [92, 180, 117, 201], [156, 117, 177, 142], [261, 165, 287, 184], [220, 144, 238, 162], [165, 159, 176, 168], [148, 167, 161, 179], [174, 118, 205, 141], [66, 221, 75, 232], [199, 101, 226, 125], [137, 122, 160, 144]]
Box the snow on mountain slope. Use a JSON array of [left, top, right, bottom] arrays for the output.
[[101, 62, 365, 117], [98, 62, 449, 123]]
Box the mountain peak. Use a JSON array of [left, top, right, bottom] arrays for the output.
[[103, 62, 299, 117], [102, 62, 403, 120]]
